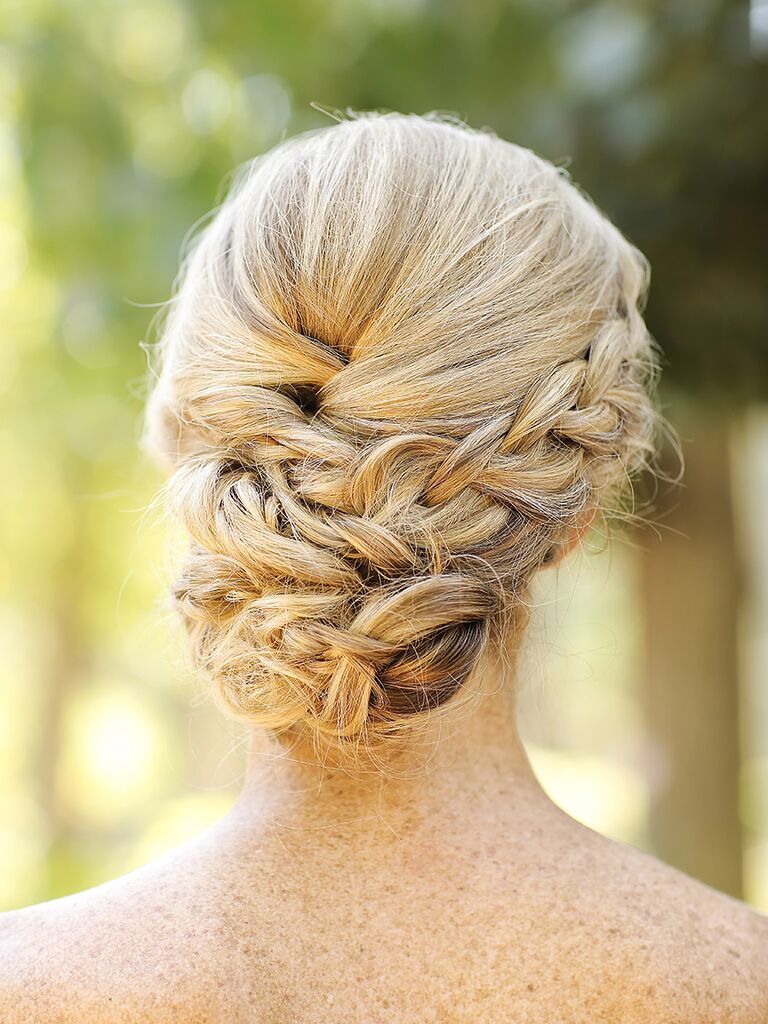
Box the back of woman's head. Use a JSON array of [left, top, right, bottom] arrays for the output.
[[143, 111, 658, 766]]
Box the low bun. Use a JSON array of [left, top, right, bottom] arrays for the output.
[[144, 112, 658, 763]]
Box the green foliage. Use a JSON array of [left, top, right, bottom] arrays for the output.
[[8, 0, 768, 401]]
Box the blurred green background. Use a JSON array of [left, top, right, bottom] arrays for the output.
[[2, 0, 767, 911]]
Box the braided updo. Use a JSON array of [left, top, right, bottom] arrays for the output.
[[143, 112, 658, 764]]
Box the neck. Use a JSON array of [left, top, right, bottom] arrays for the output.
[[229, 650, 549, 838]]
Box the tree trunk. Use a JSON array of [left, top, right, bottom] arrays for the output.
[[642, 408, 744, 897]]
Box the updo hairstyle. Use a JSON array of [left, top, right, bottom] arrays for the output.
[[143, 112, 658, 765]]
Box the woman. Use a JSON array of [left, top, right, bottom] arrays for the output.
[[2, 112, 766, 1022]]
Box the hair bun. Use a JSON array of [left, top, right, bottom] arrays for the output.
[[176, 551, 499, 746]]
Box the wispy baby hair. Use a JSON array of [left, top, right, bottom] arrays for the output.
[[143, 111, 658, 766]]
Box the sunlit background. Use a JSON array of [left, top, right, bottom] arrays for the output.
[[1, 0, 767, 912]]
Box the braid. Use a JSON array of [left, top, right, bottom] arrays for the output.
[[144, 112, 658, 765]]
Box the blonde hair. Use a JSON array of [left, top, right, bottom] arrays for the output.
[[143, 111, 658, 766]]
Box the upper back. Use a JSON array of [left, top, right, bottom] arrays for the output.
[[2, 804, 768, 1023]]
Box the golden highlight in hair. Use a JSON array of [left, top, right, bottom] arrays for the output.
[[143, 111, 659, 765]]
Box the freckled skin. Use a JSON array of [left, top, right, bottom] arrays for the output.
[[2, 685, 767, 1023]]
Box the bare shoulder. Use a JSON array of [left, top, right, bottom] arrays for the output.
[[0, 837, 259, 1024], [0, 894, 207, 1024], [0, 892, 144, 1024], [555, 819, 768, 1022]]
